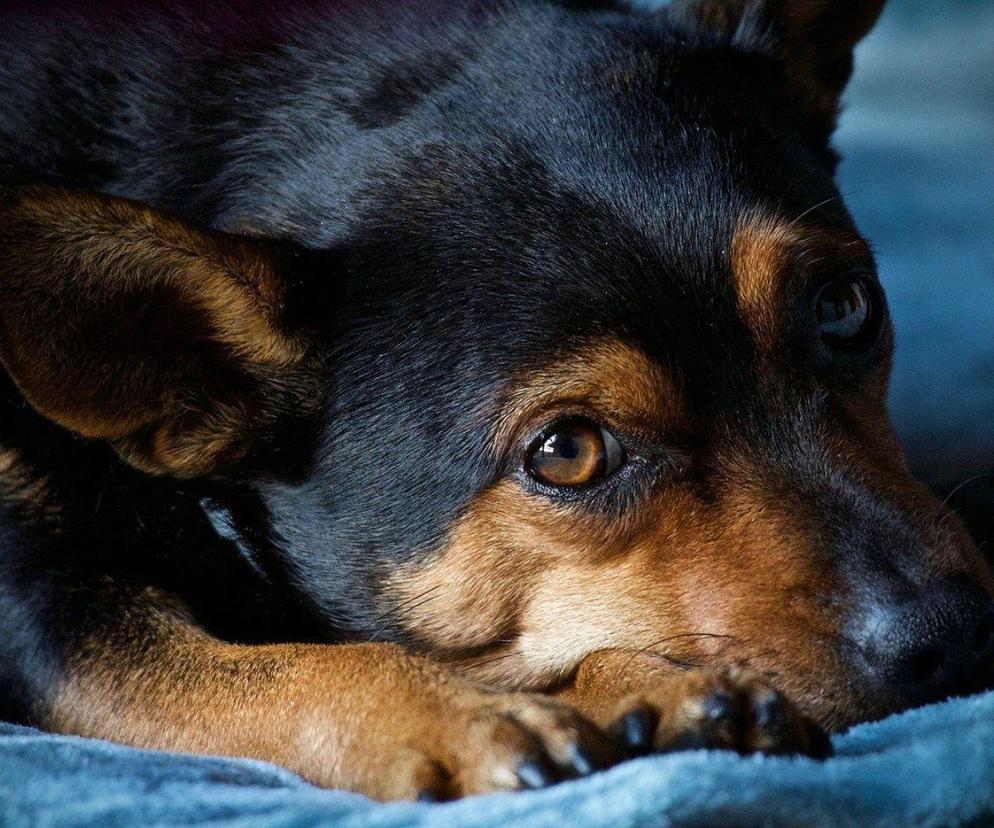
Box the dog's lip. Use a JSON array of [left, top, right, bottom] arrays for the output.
[[774, 674, 895, 733], [776, 655, 994, 733]]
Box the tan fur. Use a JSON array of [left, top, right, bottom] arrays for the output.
[[731, 213, 872, 350], [0, 186, 320, 476], [0, 446, 59, 526], [48, 588, 619, 800], [388, 329, 991, 731], [390, 339, 695, 684], [491, 339, 691, 456]]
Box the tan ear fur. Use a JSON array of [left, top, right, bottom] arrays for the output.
[[0, 186, 321, 476]]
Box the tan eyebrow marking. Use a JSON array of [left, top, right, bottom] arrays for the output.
[[490, 338, 691, 454], [732, 214, 871, 349]]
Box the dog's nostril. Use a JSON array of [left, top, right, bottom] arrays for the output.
[[862, 575, 994, 702]]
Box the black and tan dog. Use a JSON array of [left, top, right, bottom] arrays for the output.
[[1, 0, 992, 802]]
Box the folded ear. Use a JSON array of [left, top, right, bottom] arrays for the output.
[[0, 186, 322, 477], [665, 0, 886, 140]]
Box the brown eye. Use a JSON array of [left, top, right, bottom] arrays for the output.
[[526, 419, 625, 488], [813, 277, 882, 350]]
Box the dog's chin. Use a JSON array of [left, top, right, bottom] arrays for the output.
[[780, 666, 994, 734], [795, 692, 894, 734]]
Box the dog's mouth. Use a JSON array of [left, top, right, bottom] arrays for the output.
[[436, 602, 994, 733], [400, 505, 994, 734]]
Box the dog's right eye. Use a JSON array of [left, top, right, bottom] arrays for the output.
[[812, 276, 883, 351], [526, 419, 625, 488]]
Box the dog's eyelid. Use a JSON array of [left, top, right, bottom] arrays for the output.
[[498, 402, 596, 456], [797, 251, 875, 284], [513, 407, 669, 461], [782, 229, 876, 282]]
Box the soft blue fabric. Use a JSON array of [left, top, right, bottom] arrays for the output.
[[836, 0, 994, 485], [4, 1, 992, 826], [2, 690, 994, 827]]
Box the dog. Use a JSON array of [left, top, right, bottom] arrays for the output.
[[1, 0, 992, 802]]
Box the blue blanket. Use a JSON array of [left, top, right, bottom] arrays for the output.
[[4, 1, 993, 826], [3, 690, 994, 827]]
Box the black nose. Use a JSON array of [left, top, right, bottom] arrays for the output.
[[867, 575, 994, 702]]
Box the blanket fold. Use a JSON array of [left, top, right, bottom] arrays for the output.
[[2, 690, 993, 827]]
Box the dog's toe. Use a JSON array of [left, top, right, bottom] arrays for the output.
[[606, 669, 831, 760]]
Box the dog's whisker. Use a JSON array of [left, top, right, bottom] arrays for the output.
[[375, 584, 444, 622], [749, 647, 782, 663], [621, 631, 741, 676], [787, 195, 840, 228], [650, 653, 704, 671], [365, 585, 444, 643], [934, 471, 994, 532], [655, 632, 739, 642], [940, 472, 994, 511], [467, 650, 523, 673]]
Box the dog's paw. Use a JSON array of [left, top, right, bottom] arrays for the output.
[[604, 669, 832, 760], [381, 693, 625, 801]]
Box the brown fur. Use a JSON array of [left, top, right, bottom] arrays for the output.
[[4, 191, 985, 791], [388, 321, 990, 731], [48, 588, 818, 797], [390, 340, 694, 679], [0, 187, 321, 477], [0, 446, 59, 527], [2, 0, 985, 800], [491, 340, 692, 456], [731, 214, 873, 350], [47, 587, 622, 800]]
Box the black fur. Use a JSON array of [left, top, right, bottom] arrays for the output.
[[0, 0, 981, 726]]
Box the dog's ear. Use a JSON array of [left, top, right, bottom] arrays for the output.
[[0, 186, 323, 477], [665, 0, 885, 140]]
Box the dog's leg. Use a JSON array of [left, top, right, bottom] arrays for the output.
[[3, 557, 621, 800], [0, 442, 620, 800], [554, 650, 832, 758]]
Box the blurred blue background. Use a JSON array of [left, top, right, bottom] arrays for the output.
[[837, 0, 994, 540]]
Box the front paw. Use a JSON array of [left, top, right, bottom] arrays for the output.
[[605, 669, 832, 760], [375, 693, 626, 801]]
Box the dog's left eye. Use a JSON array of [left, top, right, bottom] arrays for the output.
[[813, 277, 882, 350], [526, 419, 626, 488]]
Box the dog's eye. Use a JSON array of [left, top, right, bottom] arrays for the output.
[[813, 277, 882, 350], [526, 419, 625, 488]]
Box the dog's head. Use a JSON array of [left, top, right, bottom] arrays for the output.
[[2, 0, 992, 730]]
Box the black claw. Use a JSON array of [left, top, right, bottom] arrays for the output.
[[703, 692, 734, 722], [516, 760, 554, 790], [608, 705, 657, 756], [620, 708, 653, 753], [755, 695, 784, 731], [567, 744, 594, 776]]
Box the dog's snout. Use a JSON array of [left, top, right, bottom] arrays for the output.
[[863, 575, 994, 702]]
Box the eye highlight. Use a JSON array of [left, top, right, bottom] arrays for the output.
[[526, 418, 625, 488], [812, 277, 883, 351]]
